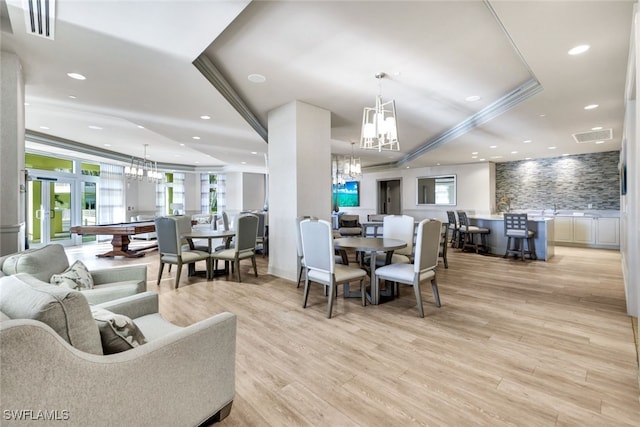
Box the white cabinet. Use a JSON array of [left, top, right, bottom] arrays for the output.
[[553, 217, 574, 242], [573, 217, 595, 244], [553, 215, 619, 248], [596, 217, 620, 246]]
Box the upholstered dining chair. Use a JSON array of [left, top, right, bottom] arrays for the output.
[[211, 213, 259, 282], [155, 217, 210, 288], [255, 212, 268, 256], [300, 219, 368, 318], [503, 213, 537, 261], [366, 214, 415, 267], [457, 210, 490, 254], [374, 219, 442, 318]]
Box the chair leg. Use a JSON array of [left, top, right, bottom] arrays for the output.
[[360, 278, 366, 307], [302, 276, 310, 308], [529, 237, 537, 260], [520, 237, 525, 261], [327, 283, 335, 318], [235, 257, 242, 282], [175, 262, 182, 289], [431, 278, 441, 308], [168, 264, 172, 272], [157, 262, 165, 286], [297, 266, 304, 288], [251, 255, 258, 277], [413, 282, 424, 318], [504, 237, 511, 258]]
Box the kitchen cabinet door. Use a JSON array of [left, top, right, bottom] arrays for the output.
[[573, 217, 595, 244], [596, 218, 620, 245], [554, 217, 574, 242]]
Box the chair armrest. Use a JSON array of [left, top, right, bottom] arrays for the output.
[[1, 312, 236, 427], [96, 291, 159, 319], [90, 265, 147, 293]]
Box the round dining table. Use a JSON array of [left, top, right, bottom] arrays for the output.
[[181, 229, 236, 279], [333, 237, 407, 305]]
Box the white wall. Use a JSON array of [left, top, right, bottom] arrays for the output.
[[340, 162, 495, 223]]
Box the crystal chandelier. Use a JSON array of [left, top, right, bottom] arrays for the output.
[[342, 142, 362, 178], [360, 72, 400, 151], [124, 144, 162, 183]]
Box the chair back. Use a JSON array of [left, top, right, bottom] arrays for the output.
[[457, 210, 470, 227], [446, 211, 458, 229], [382, 215, 414, 256], [295, 216, 315, 258], [234, 214, 259, 254], [504, 213, 528, 232], [414, 219, 442, 274], [300, 219, 333, 274], [255, 212, 267, 239], [155, 217, 181, 256], [172, 215, 192, 246]]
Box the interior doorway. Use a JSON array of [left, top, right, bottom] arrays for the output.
[[377, 179, 402, 215]]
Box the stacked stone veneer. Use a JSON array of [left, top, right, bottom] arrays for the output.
[[495, 150, 620, 211]]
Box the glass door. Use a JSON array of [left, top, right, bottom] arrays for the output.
[[28, 178, 75, 248]]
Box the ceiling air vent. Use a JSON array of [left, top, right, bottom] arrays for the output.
[[572, 128, 613, 144], [22, 0, 55, 40]]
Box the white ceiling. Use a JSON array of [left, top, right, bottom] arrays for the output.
[[1, 0, 635, 173]]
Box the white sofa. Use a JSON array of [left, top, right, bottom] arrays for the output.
[[0, 244, 146, 305]]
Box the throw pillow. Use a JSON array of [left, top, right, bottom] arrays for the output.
[[341, 220, 358, 228], [91, 306, 147, 354], [196, 216, 210, 224], [50, 260, 94, 290]]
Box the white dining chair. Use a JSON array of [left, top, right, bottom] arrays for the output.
[[300, 219, 367, 318], [374, 219, 442, 317]]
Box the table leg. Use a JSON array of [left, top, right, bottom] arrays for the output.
[[96, 235, 152, 258]]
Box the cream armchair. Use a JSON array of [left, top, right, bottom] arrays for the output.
[[0, 274, 236, 427], [0, 244, 146, 304]]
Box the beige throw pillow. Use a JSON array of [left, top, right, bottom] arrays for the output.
[[91, 306, 147, 354], [50, 260, 94, 290]]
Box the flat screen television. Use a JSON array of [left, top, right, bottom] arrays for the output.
[[333, 180, 360, 207]]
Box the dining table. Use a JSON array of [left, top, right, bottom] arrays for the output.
[[181, 229, 236, 279], [333, 237, 407, 305]]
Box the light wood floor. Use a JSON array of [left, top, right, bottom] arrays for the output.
[[66, 242, 640, 426]]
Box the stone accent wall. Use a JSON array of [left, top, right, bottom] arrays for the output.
[[495, 151, 620, 211]]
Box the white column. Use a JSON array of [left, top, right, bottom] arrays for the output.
[[267, 101, 331, 281], [0, 52, 26, 255]]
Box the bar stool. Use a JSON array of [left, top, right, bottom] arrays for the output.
[[457, 211, 490, 254], [446, 210, 460, 248], [503, 213, 537, 261]]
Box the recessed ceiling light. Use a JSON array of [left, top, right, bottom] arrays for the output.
[[241, 161, 247, 165], [479, 158, 486, 161], [406, 166, 410, 169], [568, 44, 590, 55], [436, 163, 441, 166], [471, 151, 478, 155], [490, 156, 503, 159], [562, 153, 570, 156], [179, 143, 185, 146], [192, 136, 200, 140], [584, 104, 599, 110], [68, 95, 77, 99], [137, 125, 145, 129], [195, 161, 200, 164], [465, 95, 481, 102], [548, 146, 557, 150], [67, 72, 86, 80], [200, 115, 211, 120], [523, 139, 532, 143], [24, 102, 30, 106], [489, 145, 497, 149], [88, 125, 102, 130], [251, 151, 258, 155], [539, 114, 546, 118], [39, 126, 50, 130], [472, 156, 478, 159], [592, 126, 603, 130], [595, 141, 605, 144], [248, 73, 266, 83], [511, 151, 518, 154], [525, 157, 532, 160], [104, 143, 111, 147]]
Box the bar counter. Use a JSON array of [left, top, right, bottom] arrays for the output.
[[468, 215, 555, 261]]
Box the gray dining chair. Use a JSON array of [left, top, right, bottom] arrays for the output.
[[210, 213, 259, 282], [374, 219, 442, 318], [155, 217, 210, 289], [300, 218, 367, 318]]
